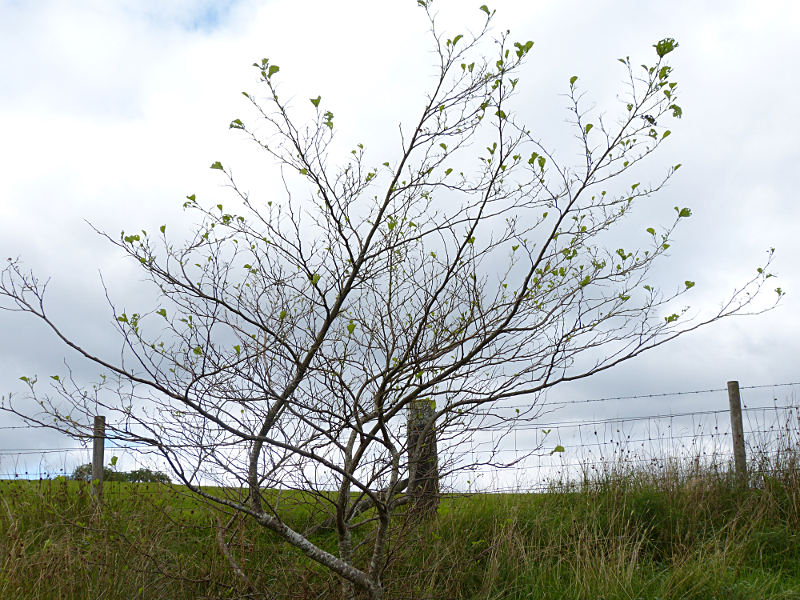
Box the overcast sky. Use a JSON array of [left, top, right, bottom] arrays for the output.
[[1, 0, 798, 480]]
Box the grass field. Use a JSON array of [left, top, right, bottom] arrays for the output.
[[2, 464, 800, 599]]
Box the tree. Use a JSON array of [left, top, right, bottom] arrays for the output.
[[125, 467, 172, 484], [71, 463, 171, 484], [0, 4, 781, 599]]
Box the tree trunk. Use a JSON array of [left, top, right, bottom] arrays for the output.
[[407, 398, 439, 517]]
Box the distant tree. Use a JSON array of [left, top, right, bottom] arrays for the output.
[[70, 463, 171, 484], [70, 463, 124, 482], [125, 467, 172, 484], [0, 3, 780, 599], [70, 463, 93, 481]]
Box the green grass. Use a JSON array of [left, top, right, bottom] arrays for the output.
[[2, 466, 800, 599]]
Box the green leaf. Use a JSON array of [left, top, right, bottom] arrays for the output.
[[229, 119, 244, 130], [440, 142, 447, 151], [654, 37, 678, 58], [347, 321, 356, 334], [210, 161, 223, 170], [579, 275, 590, 287], [467, 236, 475, 244], [123, 234, 140, 244], [156, 308, 167, 318], [550, 445, 565, 455], [311, 273, 320, 285], [445, 168, 453, 176], [676, 207, 692, 218], [479, 4, 490, 16], [496, 109, 506, 119], [192, 347, 203, 356], [299, 168, 308, 175], [569, 75, 578, 86], [19, 376, 29, 383], [664, 313, 679, 323], [669, 104, 683, 118], [584, 123, 593, 134], [646, 227, 656, 235], [234, 345, 241, 354], [110, 456, 118, 467], [50, 375, 59, 382], [279, 310, 287, 320], [186, 194, 196, 202], [159, 225, 166, 234], [685, 280, 695, 289], [514, 40, 533, 58], [117, 314, 128, 323], [268, 65, 279, 77], [452, 34, 463, 46], [310, 95, 321, 107]]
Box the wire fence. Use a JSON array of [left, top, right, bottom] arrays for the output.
[[446, 382, 800, 493], [1, 381, 798, 493]]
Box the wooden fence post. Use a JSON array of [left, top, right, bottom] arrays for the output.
[[91, 415, 105, 500], [727, 381, 747, 483]]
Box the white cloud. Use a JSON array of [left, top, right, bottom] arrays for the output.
[[1, 0, 798, 475]]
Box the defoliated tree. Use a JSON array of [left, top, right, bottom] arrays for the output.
[[0, 3, 780, 599]]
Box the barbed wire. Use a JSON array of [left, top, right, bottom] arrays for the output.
[[1, 400, 796, 450], [498, 381, 800, 410], [0, 393, 796, 436], [0, 420, 792, 458], [483, 402, 797, 432], [0, 382, 797, 434]]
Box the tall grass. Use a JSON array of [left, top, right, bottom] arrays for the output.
[[2, 439, 800, 599]]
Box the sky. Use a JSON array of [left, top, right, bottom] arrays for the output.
[[1, 0, 798, 483]]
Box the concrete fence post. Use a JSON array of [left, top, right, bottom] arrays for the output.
[[407, 399, 439, 517]]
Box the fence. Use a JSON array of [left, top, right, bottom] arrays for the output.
[[445, 380, 800, 493], [1, 380, 798, 494]]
